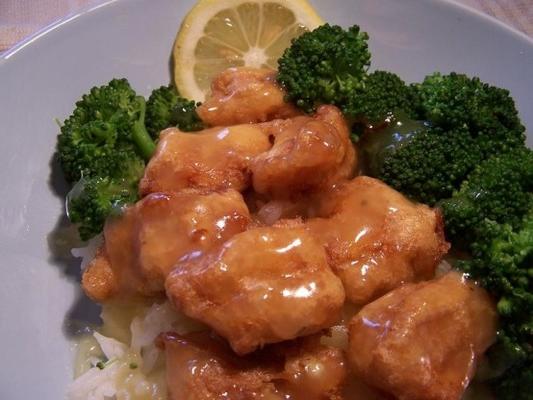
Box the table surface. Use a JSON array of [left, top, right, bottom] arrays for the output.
[[1, 0, 532, 54]]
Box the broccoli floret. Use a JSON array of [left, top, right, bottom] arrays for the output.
[[145, 85, 204, 137], [359, 115, 428, 174], [57, 78, 155, 183], [359, 73, 526, 205], [277, 24, 370, 113], [465, 208, 533, 322], [344, 70, 421, 126], [57, 78, 156, 239], [492, 360, 533, 400], [415, 72, 525, 157], [362, 121, 485, 204], [440, 148, 533, 244], [458, 208, 533, 398], [446, 151, 533, 396], [66, 159, 143, 240]]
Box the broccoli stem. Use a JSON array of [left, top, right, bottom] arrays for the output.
[[132, 96, 156, 160]]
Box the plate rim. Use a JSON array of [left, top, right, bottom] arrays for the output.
[[439, 0, 533, 45], [1, 0, 532, 64], [0, 0, 531, 397], [0, 0, 118, 62]]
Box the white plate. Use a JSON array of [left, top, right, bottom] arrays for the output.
[[0, 0, 531, 398]]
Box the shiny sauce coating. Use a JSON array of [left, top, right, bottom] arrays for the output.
[[80, 67, 497, 400]]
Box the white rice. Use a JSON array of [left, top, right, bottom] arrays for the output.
[[68, 235, 208, 400], [68, 299, 205, 400]]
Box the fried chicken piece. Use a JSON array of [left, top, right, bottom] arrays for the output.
[[140, 105, 353, 198], [157, 332, 347, 400], [139, 124, 271, 196], [165, 225, 345, 355], [251, 105, 356, 197], [82, 189, 250, 301], [307, 176, 449, 305], [347, 272, 498, 400], [197, 67, 300, 126]]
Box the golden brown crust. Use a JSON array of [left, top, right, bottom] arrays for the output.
[[306, 176, 451, 305], [251, 105, 356, 198], [348, 272, 498, 400], [165, 225, 345, 355], [81, 247, 118, 302], [197, 67, 301, 127], [158, 332, 347, 400], [139, 125, 271, 196], [82, 189, 250, 302]]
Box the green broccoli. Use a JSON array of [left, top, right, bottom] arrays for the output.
[[277, 24, 370, 113], [66, 164, 142, 240], [440, 148, 533, 244], [458, 208, 533, 399], [57, 78, 155, 183], [145, 85, 204, 137], [415, 73, 525, 143], [57, 78, 156, 240], [436, 147, 533, 397], [491, 361, 533, 400], [361, 121, 486, 204], [344, 70, 421, 127], [359, 73, 526, 205]]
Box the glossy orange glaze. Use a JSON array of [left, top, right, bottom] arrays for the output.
[[348, 272, 498, 400], [80, 67, 492, 400], [197, 67, 301, 127], [158, 332, 347, 400], [307, 176, 449, 305], [139, 124, 272, 196], [82, 189, 250, 301], [165, 225, 345, 355], [252, 105, 356, 197]]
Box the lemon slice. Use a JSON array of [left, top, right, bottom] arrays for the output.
[[173, 0, 323, 101]]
